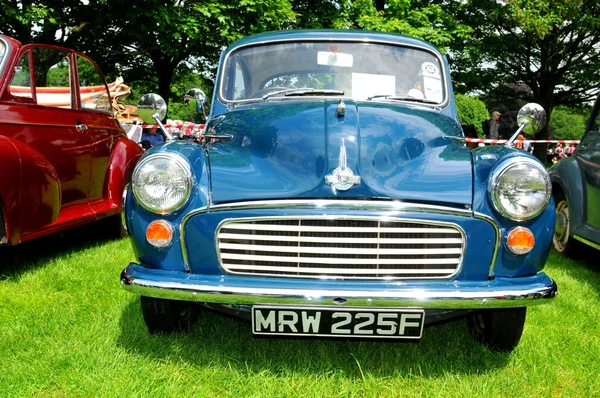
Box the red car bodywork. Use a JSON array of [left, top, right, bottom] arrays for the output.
[[0, 35, 143, 245]]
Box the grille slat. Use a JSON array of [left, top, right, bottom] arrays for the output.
[[219, 233, 462, 245], [217, 218, 464, 280]]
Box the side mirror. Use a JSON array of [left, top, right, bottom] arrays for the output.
[[137, 93, 172, 140], [506, 103, 547, 147], [517, 103, 547, 135]]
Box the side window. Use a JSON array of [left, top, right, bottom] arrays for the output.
[[9, 51, 33, 100], [77, 56, 111, 112], [590, 107, 600, 133], [233, 62, 246, 100], [32, 47, 73, 109]]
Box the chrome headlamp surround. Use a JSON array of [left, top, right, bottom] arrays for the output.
[[132, 152, 193, 215], [488, 157, 551, 221]]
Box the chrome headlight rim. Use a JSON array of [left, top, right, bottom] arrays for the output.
[[488, 157, 551, 221], [132, 152, 193, 215]]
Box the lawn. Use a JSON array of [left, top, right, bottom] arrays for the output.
[[1, 225, 599, 397]]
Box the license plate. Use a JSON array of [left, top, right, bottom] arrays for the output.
[[252, 305, 424, 339]]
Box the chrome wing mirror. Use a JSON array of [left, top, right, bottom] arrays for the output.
[[137, 93, 173, 140], [506, 103, 547, 147]]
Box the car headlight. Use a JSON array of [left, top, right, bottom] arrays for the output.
[[488, 158, 551, 221], [132, 153, 193, 214]]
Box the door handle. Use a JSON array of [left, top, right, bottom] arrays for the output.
[[76, 123, 88, 133]]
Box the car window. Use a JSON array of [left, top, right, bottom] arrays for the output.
[[0, 40, 7, 75], [77, 55, 111, 112], [32, 47, 73, 109], [590, 108, 600, 133], [9, 51, 33, 100], [221, 41, 446, 103]]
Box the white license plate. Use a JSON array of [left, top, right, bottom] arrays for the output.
[[252, 305, 424, 339]]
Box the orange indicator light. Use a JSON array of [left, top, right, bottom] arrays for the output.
[[506, 227, 535, 255], [146, 220, 173, 248]]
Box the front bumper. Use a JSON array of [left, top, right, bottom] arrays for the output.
[[121, 263, 557, 309]]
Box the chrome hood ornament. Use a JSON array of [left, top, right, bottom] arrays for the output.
[[325, 139, 361, 191]]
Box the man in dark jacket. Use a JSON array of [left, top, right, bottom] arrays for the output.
[[483, 111, 501, 139]]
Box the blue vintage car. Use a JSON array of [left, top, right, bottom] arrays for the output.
[[550, 94, 600, 255], [121, 30, 557, 352]]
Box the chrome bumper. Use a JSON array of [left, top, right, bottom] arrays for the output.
[[121, 263, 557, 309]]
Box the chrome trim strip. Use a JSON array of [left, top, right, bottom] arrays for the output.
[[573, 234, 600, 251], [474, 211, 501, 278], [180, 206, 208, 272], [121, 268, 558, 309], [209, 199, 472, 216], [218, 37, 450, 109], [215, 215, 466, 280]]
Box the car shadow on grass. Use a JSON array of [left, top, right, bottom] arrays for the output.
[[0, 221, 120, 280], [116, 300, 511, 378]]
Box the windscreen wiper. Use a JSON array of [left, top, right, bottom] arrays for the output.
[[367, 94, 439, 105], [263, 88, 344, 101]]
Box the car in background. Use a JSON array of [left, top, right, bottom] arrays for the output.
[[120, 30, 557, 352], [0, 35, 143, 246], [550, 94, 600, 255]]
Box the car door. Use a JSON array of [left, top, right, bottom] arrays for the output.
[[575, 101, 600, 230], [74, 54, 121, 203], [7, 46, 94, 234]]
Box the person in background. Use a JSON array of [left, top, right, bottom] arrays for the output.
[[554, 143, 564, 160], [515, 134, 524, 149], [141, 126, 165, 149], [483, 111, 501, 140]]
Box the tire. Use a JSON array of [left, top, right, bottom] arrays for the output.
[[140, 296, 198, 334], [467, 308, 527, 352], [552, 190, 582, 256]]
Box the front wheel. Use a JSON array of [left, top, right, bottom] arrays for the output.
[[140, 296, 198, 334], [467, 308, 526, 352]]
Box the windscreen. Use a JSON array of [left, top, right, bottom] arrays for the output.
[[221, 41, 445, 104]]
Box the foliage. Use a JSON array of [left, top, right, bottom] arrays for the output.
[[455, 94, 489, 136], [1, 228, 600, 396], [348, 0, 472, 50], [550, 106, 588, 140]]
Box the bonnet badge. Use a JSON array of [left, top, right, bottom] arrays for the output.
[[325, 139, 361, 191]]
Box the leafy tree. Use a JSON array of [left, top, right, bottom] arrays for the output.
[[550, 107, 588, 141], [348, 0, 472, 49], [0, 0, 86, 45], [455, 94, 489, 136], [75, 0, 295, 105], [442, 0, 600, 160]]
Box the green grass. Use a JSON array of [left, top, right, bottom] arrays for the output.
[[1, 226, 599, 397]]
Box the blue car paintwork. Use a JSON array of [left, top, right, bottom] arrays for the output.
[[123, 30, 557, 337], [207, 101, 472, 205]]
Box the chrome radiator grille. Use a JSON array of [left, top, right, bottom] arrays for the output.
[[217, 218, 464, 279]]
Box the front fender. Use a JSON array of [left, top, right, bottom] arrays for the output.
[[0, 136, 61, 243], [549, 157, 584, 233], [472, 145, 555, 277], [104, 137, 144, 211], [126, 141, 210, 271]]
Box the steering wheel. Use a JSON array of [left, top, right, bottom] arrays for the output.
[[252, 86, 290, 98]]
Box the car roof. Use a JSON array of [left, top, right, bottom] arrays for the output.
[[227, 29, 443, 55]]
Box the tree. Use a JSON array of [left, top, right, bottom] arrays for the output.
[[444, 0, 600, 160], [0, 0, 87, 46], [550, 106, 589, 141], [455, 94, 489, 136], [347, 0, 472, 49], [75, 0, 295, 105]]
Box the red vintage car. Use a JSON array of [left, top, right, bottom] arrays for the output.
[[0, 35, 143, 246]]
